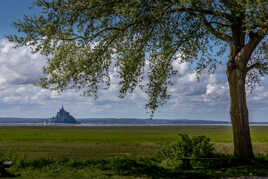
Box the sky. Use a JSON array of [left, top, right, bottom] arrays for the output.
[[0, 1, 267, 121]]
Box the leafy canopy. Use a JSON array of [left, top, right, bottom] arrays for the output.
[[8, 0, 268, 115]]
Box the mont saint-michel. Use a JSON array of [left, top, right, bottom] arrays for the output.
[[45, 106, 79, 124]]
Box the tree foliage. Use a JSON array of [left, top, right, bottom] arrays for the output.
[[8, 0, 268, 115]]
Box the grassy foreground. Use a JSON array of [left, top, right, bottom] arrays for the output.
[[0, 126, 268, 178]]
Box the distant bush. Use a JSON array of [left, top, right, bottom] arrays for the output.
[[159, 134, 214, 169]]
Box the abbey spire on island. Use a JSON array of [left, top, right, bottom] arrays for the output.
[[45, 105, 79, 124]]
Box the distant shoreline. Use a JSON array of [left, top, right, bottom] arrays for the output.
[[0, 117, 267, 127], [0, 123, 267, 127]]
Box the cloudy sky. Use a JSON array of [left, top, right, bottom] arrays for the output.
[[0, 1, 267, 121]]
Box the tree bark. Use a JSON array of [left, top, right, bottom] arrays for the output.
[[227, 63, 254, 158]]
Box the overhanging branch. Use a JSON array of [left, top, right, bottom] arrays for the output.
[[209, 21, 230, 27], [247, 62, 262, 72], [242, 30, 265, 62], [171, 7, 233, 21], [199, 15, 232, 42]]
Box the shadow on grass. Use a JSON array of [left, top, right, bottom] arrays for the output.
[[11, 157, 211, 178], [109, 157, 268, 178], [108, 157, 211, 179], [3, 155, 268, 178]]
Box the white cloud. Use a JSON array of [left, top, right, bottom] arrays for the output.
[[172, 60, 189, 75], [0, 39, 45, 86]]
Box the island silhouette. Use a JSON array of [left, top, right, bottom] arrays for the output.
[[45, 105, 79, 124]]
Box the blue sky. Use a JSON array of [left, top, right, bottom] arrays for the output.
[[0, 1, 41, 38], [0, 1, 267, 121]]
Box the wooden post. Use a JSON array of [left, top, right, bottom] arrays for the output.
[[181, 159, 192, 170]]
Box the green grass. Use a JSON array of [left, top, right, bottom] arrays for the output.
[[0, 126, 268, 178], [0, 126, 267, 160], [2, 154, 268, 179]]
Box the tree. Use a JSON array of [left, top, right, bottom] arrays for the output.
[[8, 0, 267, 158]]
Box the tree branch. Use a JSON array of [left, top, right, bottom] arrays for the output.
[[88, 22, 138, 40], [166, 6, 233, 42], [198, 15, 232, 42], [242, 30, 265, 62], [174, 7, 233, 21], [209, 21, 230, 27], [247, 62, 262, 72]]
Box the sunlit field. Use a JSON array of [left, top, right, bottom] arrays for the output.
[[0, 126, 267, 160]]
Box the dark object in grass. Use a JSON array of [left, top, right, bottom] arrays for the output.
[[178, 158, 232, 170], [181, 159, 192, 170], [0, 161, 17, 177]]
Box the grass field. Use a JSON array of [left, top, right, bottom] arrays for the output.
[[1, 126, 268, 178], [0, 126, 268, 160]]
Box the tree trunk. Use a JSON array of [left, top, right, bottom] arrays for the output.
[[227, 66, 254, 158]]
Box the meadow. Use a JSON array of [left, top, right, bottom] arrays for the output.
[[1, 126, 268, 159], [1, 125, 268, 178]]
